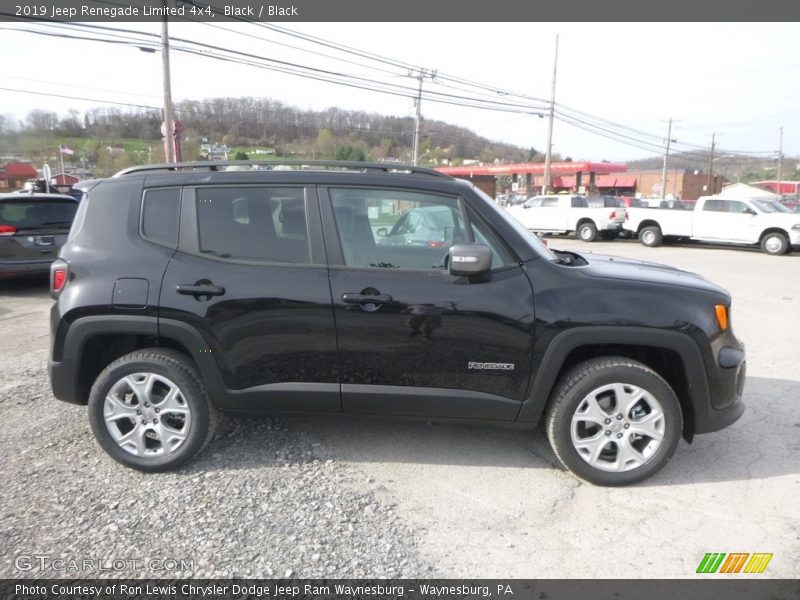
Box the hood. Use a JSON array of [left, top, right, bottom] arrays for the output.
[[579, 253, 729, 296]]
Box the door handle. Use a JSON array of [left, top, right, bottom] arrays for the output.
[[176, 283, 226, 297], [342, 293, 393, 304]]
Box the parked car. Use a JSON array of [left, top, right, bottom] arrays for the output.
[[49, 160, 745, 486], [0, 192, 79, 278], [624, 195, 800, 255], [507, 194, 627, 241]]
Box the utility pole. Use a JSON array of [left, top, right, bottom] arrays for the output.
[[161, 6, 176, 164], [706, 131, 716, 194], [412, 69, 435, 166], [659, 118, 674, 200], [776, 126, 783, 198], [542, 34, 559, 195]]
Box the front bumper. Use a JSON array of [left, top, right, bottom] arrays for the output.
[[694, 329, 746, 435]]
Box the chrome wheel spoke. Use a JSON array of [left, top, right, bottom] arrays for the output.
[[116, 424, 147, 456], [104, 393, 138, 421], [159, 386, 189, 415], [629, 411, 664, 442], [575, 394, 610, 425], [614, 437, 644, 471], [616, 383, 646, 416]]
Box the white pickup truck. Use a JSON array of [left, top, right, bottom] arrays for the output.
[[506, 194, 627, 242], [624, 195, 800, 255]]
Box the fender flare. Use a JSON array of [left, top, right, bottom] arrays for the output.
[[515, 326, 709, 431]]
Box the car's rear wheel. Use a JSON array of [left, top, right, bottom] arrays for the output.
[[545, 357, 682, 486], [577, 222, 598, 242], [639, 225, 663, 247], [88, 348, 217, 472]]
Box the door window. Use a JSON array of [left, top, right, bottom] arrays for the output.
[[195, 187, 310, 263], [330, 189, 466, 270]]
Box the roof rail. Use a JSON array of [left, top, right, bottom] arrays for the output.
[[113, 160, 450, 178]]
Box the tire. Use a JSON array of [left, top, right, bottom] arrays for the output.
[[577, 222, 598, 242], [88, 348, 218, 472], [760, 231, 789, 256], [545, 357, 682, 486], [639, 225, 663, 247]]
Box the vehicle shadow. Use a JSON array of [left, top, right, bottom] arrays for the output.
[[194, 375, 799, 486]]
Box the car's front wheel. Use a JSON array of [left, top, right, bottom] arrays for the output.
[[545, 357, 682, 486], [760, 231, 789, 256], [88, 348, 217, 472]]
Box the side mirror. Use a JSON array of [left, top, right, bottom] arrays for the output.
[[449, 243, 492, 277], [376, 227, 388, 237], [743, 208, 756, 216]]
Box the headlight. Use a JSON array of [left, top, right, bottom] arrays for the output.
[[792, 224, 800, 230]]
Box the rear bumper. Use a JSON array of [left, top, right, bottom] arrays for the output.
[[0, 258, 54, 278]]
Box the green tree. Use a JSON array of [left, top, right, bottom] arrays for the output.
[[234, 151, 249, 160], [334, 146, 365, 161]]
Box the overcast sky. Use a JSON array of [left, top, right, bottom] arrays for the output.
[[2, 21, 799, 162]]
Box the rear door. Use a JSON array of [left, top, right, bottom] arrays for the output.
[[159, 184, 340, 412], [320, 185, 536, 420]]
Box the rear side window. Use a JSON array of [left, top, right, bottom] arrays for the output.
[[141, 188, 181, 248], [541, 198, 559, 208], [0, 199, 77, 230], [195, 186, 309, 264], [703, 199, 724, 212]]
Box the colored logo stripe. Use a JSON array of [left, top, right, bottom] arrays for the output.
[[696, 552, 773, 574], [744, 553, 773, 574]]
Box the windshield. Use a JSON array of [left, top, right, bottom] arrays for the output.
[[751, 199, 784, 213], [470, 186, 556, 260]]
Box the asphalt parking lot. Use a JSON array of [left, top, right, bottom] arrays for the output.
[[0, 239, 798, 579]]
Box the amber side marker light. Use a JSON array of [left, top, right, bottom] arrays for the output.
[[715, 304, 729, 331]]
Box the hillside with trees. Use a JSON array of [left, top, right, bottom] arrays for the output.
[[0, 97, 552, 176]]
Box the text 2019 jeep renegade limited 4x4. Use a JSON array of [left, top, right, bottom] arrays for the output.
[[49, 161, 746, 485]]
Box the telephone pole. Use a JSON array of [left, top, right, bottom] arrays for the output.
[[660, 118, 674, 200], [412, 69, 435, 166], [541, 34, 559, 195], [706, 131, 716, 194], [776, 126, 783, 197], [161, 7, 175, 164]]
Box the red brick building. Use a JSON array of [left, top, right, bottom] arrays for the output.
[[0, 162, 37, 190]]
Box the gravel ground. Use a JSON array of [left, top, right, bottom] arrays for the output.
[[0, 279, 429, 579]]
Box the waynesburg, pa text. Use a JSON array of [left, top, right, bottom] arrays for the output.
[[15, 584, 509, 598]]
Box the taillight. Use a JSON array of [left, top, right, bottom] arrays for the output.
[[609, 210, 617, 220], [0, 224, 17, 236], [51, 260, 68, 298]]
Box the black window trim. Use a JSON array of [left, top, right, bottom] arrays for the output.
[[176, 184, 324, 267]]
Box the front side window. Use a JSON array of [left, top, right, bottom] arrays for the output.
[[196, 187, 309, 263], [330, 188, 465, 270]]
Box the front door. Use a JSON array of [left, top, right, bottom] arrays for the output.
[[159, 184, 340, 412], [320, 186, 536, 420]]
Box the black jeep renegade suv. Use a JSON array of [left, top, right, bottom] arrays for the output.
[[49, 161, 746, 485]]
